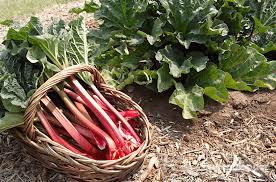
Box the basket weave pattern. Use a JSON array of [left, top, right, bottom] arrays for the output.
[[12, 64, 152, 182]]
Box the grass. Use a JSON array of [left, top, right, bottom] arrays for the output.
[[0, 0, 75, 21]]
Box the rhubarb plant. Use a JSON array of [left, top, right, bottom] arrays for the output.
[[83, 0, 276, 119], [0, 0, 275, 127]]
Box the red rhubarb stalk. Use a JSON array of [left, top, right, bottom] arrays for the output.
[[74, 101, 100, 126], [69, 76, 126, 150], [120, 110, 140, 119], [87, 90, 108, 111], [64, 88, 101, 126], [46, 112, 106, 150], [74, 101, 92, 120], [55, 87, 120, 159], [91, 84, 141, 143], [41, 96, 99, 155], [74, 123, 106, 150], [64, 88, 87, 106], [37, 111, 91, 158], [118, 123, 139, 151]]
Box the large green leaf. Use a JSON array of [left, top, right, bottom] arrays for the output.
[[157, 63, 174, 92], [0, 20, 43, 121], [69, 0, 100, 14], [246, 0, 276, 53], [159, 0, 223, 48], [0, 50, 42, 112], [4, 17, 42, 42], [1, 75, 27, 112], [169, 83, 204, 119], [95, 0, 149, 32], [224, 72, 253, 92], [216, 0, 249, 35], [156, 45, 209, 78], [0, 112, 24, 132], [29, 17, 94, 82], [219, 44, 276, 90], [146, 17, 165, 45], [246, 0, 276, 29], [250, 27, 276, 54], [187, 64, 229, 103], [28, 35, 61, 68], [67, 17, 90, 65], [159, 0, 216, 33]]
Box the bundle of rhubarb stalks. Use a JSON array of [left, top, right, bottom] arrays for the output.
[[36, 75, 142, 160]]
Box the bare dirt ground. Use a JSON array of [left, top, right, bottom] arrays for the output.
[[0, 1, 275, 182], [127, 86, 276, 182]]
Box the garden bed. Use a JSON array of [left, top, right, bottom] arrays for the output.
[[0, 1, 275, 181], [1, 85, 275, 181]]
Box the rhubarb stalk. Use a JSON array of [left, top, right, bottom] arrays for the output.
[[69, 77, 127, 151], [41, 96, 99, 155], [90, 84, 141, 144]]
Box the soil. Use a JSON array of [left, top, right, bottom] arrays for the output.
[[126, 86, 276, 182], [0, 1, 275, 182]]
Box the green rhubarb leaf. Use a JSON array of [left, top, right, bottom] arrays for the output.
[[216, 0, 249, 35], [146, 17, 165, 45], [188, 64, 229, 103], [48, 19, 66, 36], [0, 112, 24, 132], [157, 63, 174, 92], [69, 0, 100, 14], [159, 0, 220, 48], [5, 17, 42, 42], [169, 83, 204, 119], [224, 72, 253, 92], [2, 17, 43, 56], [133, 69, 157, 85], [28, 35, 60, 67], [29, 17, 93, 82], [160, 0, 216, 33], [65, 17, 90, 68], [0, 50, 42, 112], [95, 0, 148, 32], [246, 0, 276, 53], [156, 45, 209, 78], [1, 75, 27, 112], [175, 19, 229, 48], [250, 27, 276, 54], [219, 44, 276, 90], [246, 0, 276, 29]]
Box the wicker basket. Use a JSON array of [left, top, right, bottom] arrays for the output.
[[12, 64, 152, 182]]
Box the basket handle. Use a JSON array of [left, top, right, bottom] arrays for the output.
[[23, 64, 105, 140]]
